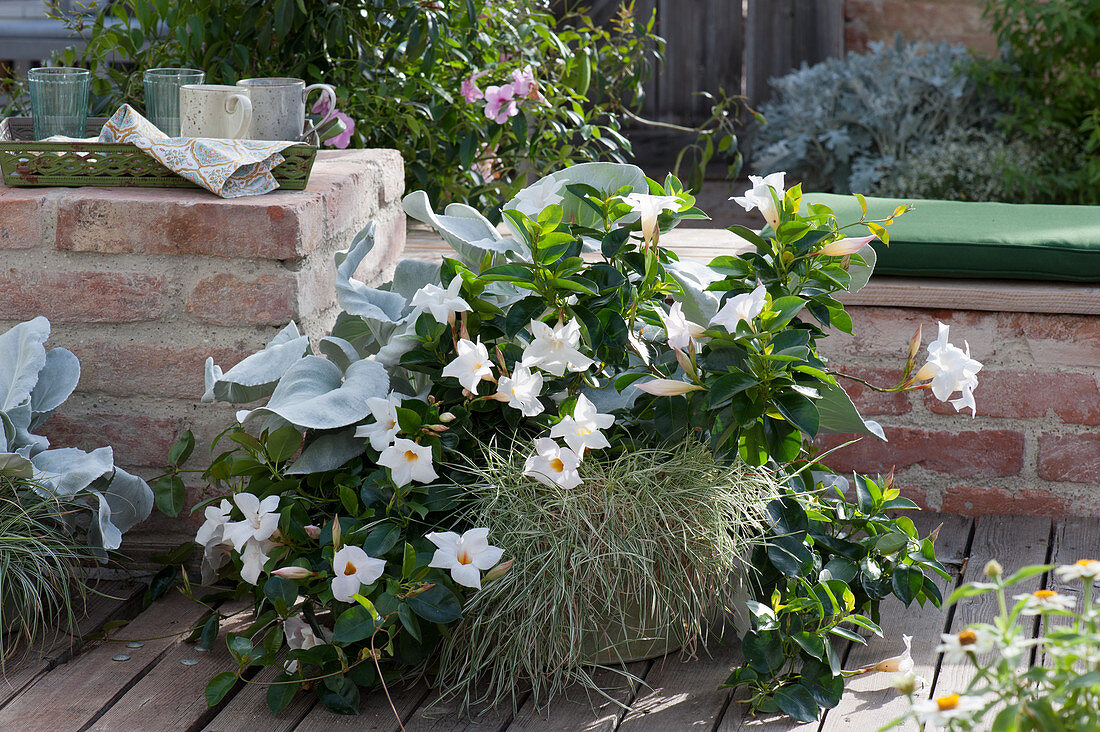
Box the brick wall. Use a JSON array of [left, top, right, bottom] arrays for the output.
[[844, 0, 997, 54], [818, 306, 1100, 517], [0, 149, 405, 556]]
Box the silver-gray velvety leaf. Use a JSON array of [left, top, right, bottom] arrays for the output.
[[286, 429, 368, 475], [666, 258, 722, 324], [0, 316, 49, 412], [99, 467, 153, 537], [503, 162, 648, 230], [403, 191, 519, 270], [0, 452, 33, 479], [31, 446, 115, 496], [847, 244, 877, 293], [203, 328, 311, 404], [334, 222, 410, 321], [389, 258, 442, 301], [240, 356, 390, 430], [29, 347, 80, 429], [317, 336, 361, 372], [816, 380, 886, 441]]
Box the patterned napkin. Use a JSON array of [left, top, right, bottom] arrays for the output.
[[96, 105, 299, 198]]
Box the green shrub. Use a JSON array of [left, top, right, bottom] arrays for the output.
[[26, 0, 739, 212], [971, 0, 1100, 204]]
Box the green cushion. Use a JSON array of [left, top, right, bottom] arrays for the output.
[[803, 193, 1100, 282]]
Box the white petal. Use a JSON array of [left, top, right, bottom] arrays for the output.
[[450, 563, 482, 589]]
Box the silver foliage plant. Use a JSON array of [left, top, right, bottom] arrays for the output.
[[201, 162, 881, 477], [0, 317, 153, 554], [752, 37, 1002, 195]]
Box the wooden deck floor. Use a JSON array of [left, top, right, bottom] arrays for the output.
[[2, 512, 1094, 731]]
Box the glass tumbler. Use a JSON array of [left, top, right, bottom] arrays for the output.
[[28, 67, 91, 139], [144, 67, 205, 136]]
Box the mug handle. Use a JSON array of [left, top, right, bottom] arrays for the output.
[[302, 84, 337, 138], [226, 93, 253, 139]]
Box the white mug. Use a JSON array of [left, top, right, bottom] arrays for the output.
[[236, 77, 336, 141], [179, 84, 253, 139]]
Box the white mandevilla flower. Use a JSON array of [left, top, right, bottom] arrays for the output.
[[635, 378, 705, 396], [222, 493, 280, 551], [913, 694, 984, 727], [410, 277, 471, 325], [195, 498, 232, 549], [710, 283, 767, 333], [283, 616, 327, 673], [378, 438, 439, 487], [355, 394, 402, 451], [520, 319, 595, 377], [331, 545, 386, 603], [912, 322, 983, 417], [426, 527, 505, 590], [937, 627, 995, 663], [660, 301, 706, 352], [494, 365, 544, 416], [816, 234, 876, 257], [523, 437, 583, 490], [1055, 558, 1100, 582], [621, 192, 683, 246], [1014, 589, 1077, 615], [441, 338, 494, 392], [508, 175, 564, 217], [859, 634, 914, 675], [240, 538, 275, 585], [549, 394, 614, 454], [730, 172, 785, 230]]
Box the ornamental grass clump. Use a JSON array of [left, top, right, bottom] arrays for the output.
[[432, 440, 779, 710], [0, 475, 95, 666]]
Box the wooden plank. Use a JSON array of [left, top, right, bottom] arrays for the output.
[[0, 579, 146, 709], [203, 661, 315, 732], [0, 590, 212, 731], [1037, 517, 1100, 668], [931, 514, 1052, 698], [291, 681, 431, 732], [619, 628, 739, 730], [654, 0, 742, 125], [403, 687, 527, 732], [86, 604, 254, 732], [745, 0, 843, 105], [505, 662, 648, 731], [820, 513, 974, 732]]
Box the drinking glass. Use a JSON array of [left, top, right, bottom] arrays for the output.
[[143, 67, 205, 136], [28, 67, 91, 139]]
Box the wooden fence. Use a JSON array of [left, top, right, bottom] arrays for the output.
[[568, 0, 844, 125]]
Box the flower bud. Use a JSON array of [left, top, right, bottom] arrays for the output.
[[483, 558, 514, 584], [984, 560, 1003, 579], [635, 378, 705, 397], [272, 566, 313, 580], [892, 671, 920, 695], [304, 524, 321, 539], [331, 516, 341, 549], [816, 234, 875, 257], [439, 412, 456, 423], [907, 324, 923, 365]]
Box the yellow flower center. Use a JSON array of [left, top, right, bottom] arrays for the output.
[[456, 550, 473, 566], [936, 694, 960, 712], [343, 561, 357, 576], [577, 426, 593, 436], [404, 450, 418, 462], [957, 630, 978, 646], [550, 458, 565, 473], [1077, 559, 1098, 567], [1034, 590, 1057, 600]]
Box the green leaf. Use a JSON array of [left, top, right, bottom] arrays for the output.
[[774, 392, 820, 436], [395, 407, 422, 435], [707, 372, 757, 409], [168, 430, 195, 465], [361, 523, 401, 557], [774, 684, 820, 723], [741, 631, 785, 674], [318, 674, 360, 715], [266, 425, 302, 463], [402, 543, 416, 578], [766, 296, 807, 329], [946, 582, 998, 606], [891, 566, 925, 606], [727, 225, 769, 250], [196, 613, 219, 652], [816, 380, 886, 440], [767, 532, 812, 577], [338, 484, 358, 515], [1002, 564, 1054, 587], [333, 604, 382, 644], [398, 602, 422, 643], [266, 673, 300, 714], [875, 532, 909, 556], [226, 633, 254, 664], [991, 703, 1021, 732], [792, 631, 825, 660], [408, 583, 462, 624], [205, 672, 238, 707], [263, 576, 298, 615], [152, 475, 186, 518]]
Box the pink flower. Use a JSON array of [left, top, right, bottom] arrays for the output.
[[484, 84, 518, 124], [325, 111, 355, 149], [310, 97, 355, 149], [511, 65, 538, 99], [461, 73, 485, 103]]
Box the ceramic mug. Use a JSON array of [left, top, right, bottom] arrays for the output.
[[179, 84, 253, 139], [236, 77, 336, 141]]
